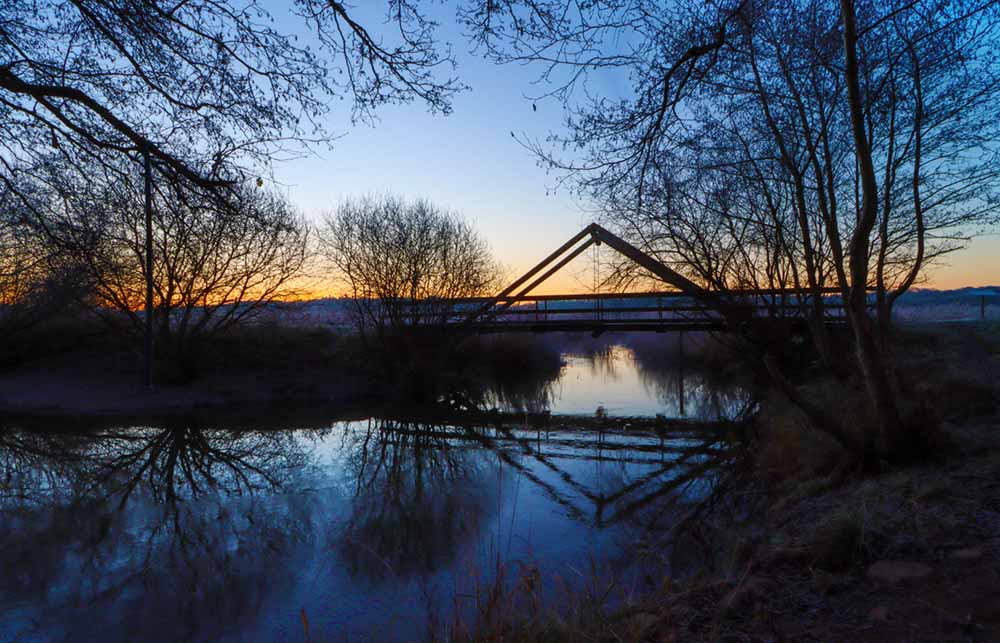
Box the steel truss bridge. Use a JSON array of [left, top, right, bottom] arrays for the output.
[[399, 223, 854, 334]]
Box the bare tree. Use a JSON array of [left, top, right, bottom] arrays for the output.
[[0, 183, 89, 353], [457, 0, 1000, 462], [23, 159, 309, 375], [0, 191, 48, 329], [320, 194, 505, 344], [0, 0, 462, 200]]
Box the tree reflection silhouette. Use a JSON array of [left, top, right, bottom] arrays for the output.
[[628, 342, 757, 421], [336, 418, 491, 582], [0, 424, 316, 643], [445, 351, 563, 414], [84, 425, 305, 507], [0, 400, 747, 641]]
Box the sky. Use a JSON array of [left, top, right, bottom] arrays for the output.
[[270, 3, 999, 296]]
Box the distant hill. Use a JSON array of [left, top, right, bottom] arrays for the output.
[[893, 286, 998, 321], [896, 286, 1000, 305]]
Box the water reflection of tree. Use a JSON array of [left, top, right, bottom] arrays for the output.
[[84, 426, 305, 506], [0, 430, 88, 507], [336, 419, 491, 582], [635, 364, 756, 420], [444, 352, 564, 414], [578, 344, 625, 380], [481, 372, 560, 414], [628, 339, 756, 421], [0, 424, 316, 643]]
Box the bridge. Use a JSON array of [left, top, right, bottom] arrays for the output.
[[401, 223, 851, 334]]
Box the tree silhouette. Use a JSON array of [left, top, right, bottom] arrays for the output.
[[1, 1, 462, 195]]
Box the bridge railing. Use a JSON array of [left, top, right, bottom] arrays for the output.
[[383, 288, 862, 330]]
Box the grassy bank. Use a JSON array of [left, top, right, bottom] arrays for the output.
[[429, 322, 1000, 642], [0, 317, 565, 417]]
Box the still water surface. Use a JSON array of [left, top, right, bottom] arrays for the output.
[[545, 345, 740, 417], [0, 346, 744, 641]]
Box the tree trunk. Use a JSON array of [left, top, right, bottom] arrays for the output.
[[840, 0, 906, 459], [762, 352, 873, 462]]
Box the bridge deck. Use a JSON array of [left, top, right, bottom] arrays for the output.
[[384, 224, 861, 334], [395, 288, 854, 334]]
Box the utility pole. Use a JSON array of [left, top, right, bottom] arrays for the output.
[[144, 146, 154, 388]]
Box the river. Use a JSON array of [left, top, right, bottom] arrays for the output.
[[0, 343, 748, 642]]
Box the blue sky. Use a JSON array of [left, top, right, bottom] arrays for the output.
[[270, 2, 998, 293], [268, 2, 600, 293]]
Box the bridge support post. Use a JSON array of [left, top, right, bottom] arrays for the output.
[[677, 331, 686, 417]]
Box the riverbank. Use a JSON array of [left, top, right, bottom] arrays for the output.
[[617, 417, 1000, 642], [0, 322, 569, 419], [0, 325, 373, 418], [440, 322, 1000, 641], [447, 438, 999, 641]]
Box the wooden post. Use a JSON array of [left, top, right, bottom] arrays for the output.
[[677, 330, 685, 417], [143, 147, 154, 389], [982, 295, 987, 321]]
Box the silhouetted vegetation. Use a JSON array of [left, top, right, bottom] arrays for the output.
[[0, 0, 467, 382], [318, 193, 508, 395], [457, 0, 1000, 465], [0, 164, 312, 380], [0, 0, 461, 198], [1, 2, 998, 641], [38, 166, 309, 379], [321, 195, 504, 327], [0, 187, 91, 364]]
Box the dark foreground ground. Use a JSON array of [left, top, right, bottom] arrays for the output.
[[639, 420, 1000, 642], [444, 448, 1000, 641]]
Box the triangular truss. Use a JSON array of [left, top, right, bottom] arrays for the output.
[[464, 223, 746, 327]]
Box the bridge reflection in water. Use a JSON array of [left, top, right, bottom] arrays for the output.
[[0, 410, 738, 642]]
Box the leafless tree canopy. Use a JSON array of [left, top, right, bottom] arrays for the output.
[[0, 191, 47, 311], [21, 160, 309, 354], [460, 0, 1000, 292], [457, 0, 1000, 461], [0, 0, 462, 194], [320, 194, 505, 338], [0, 183, 87, 340]]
